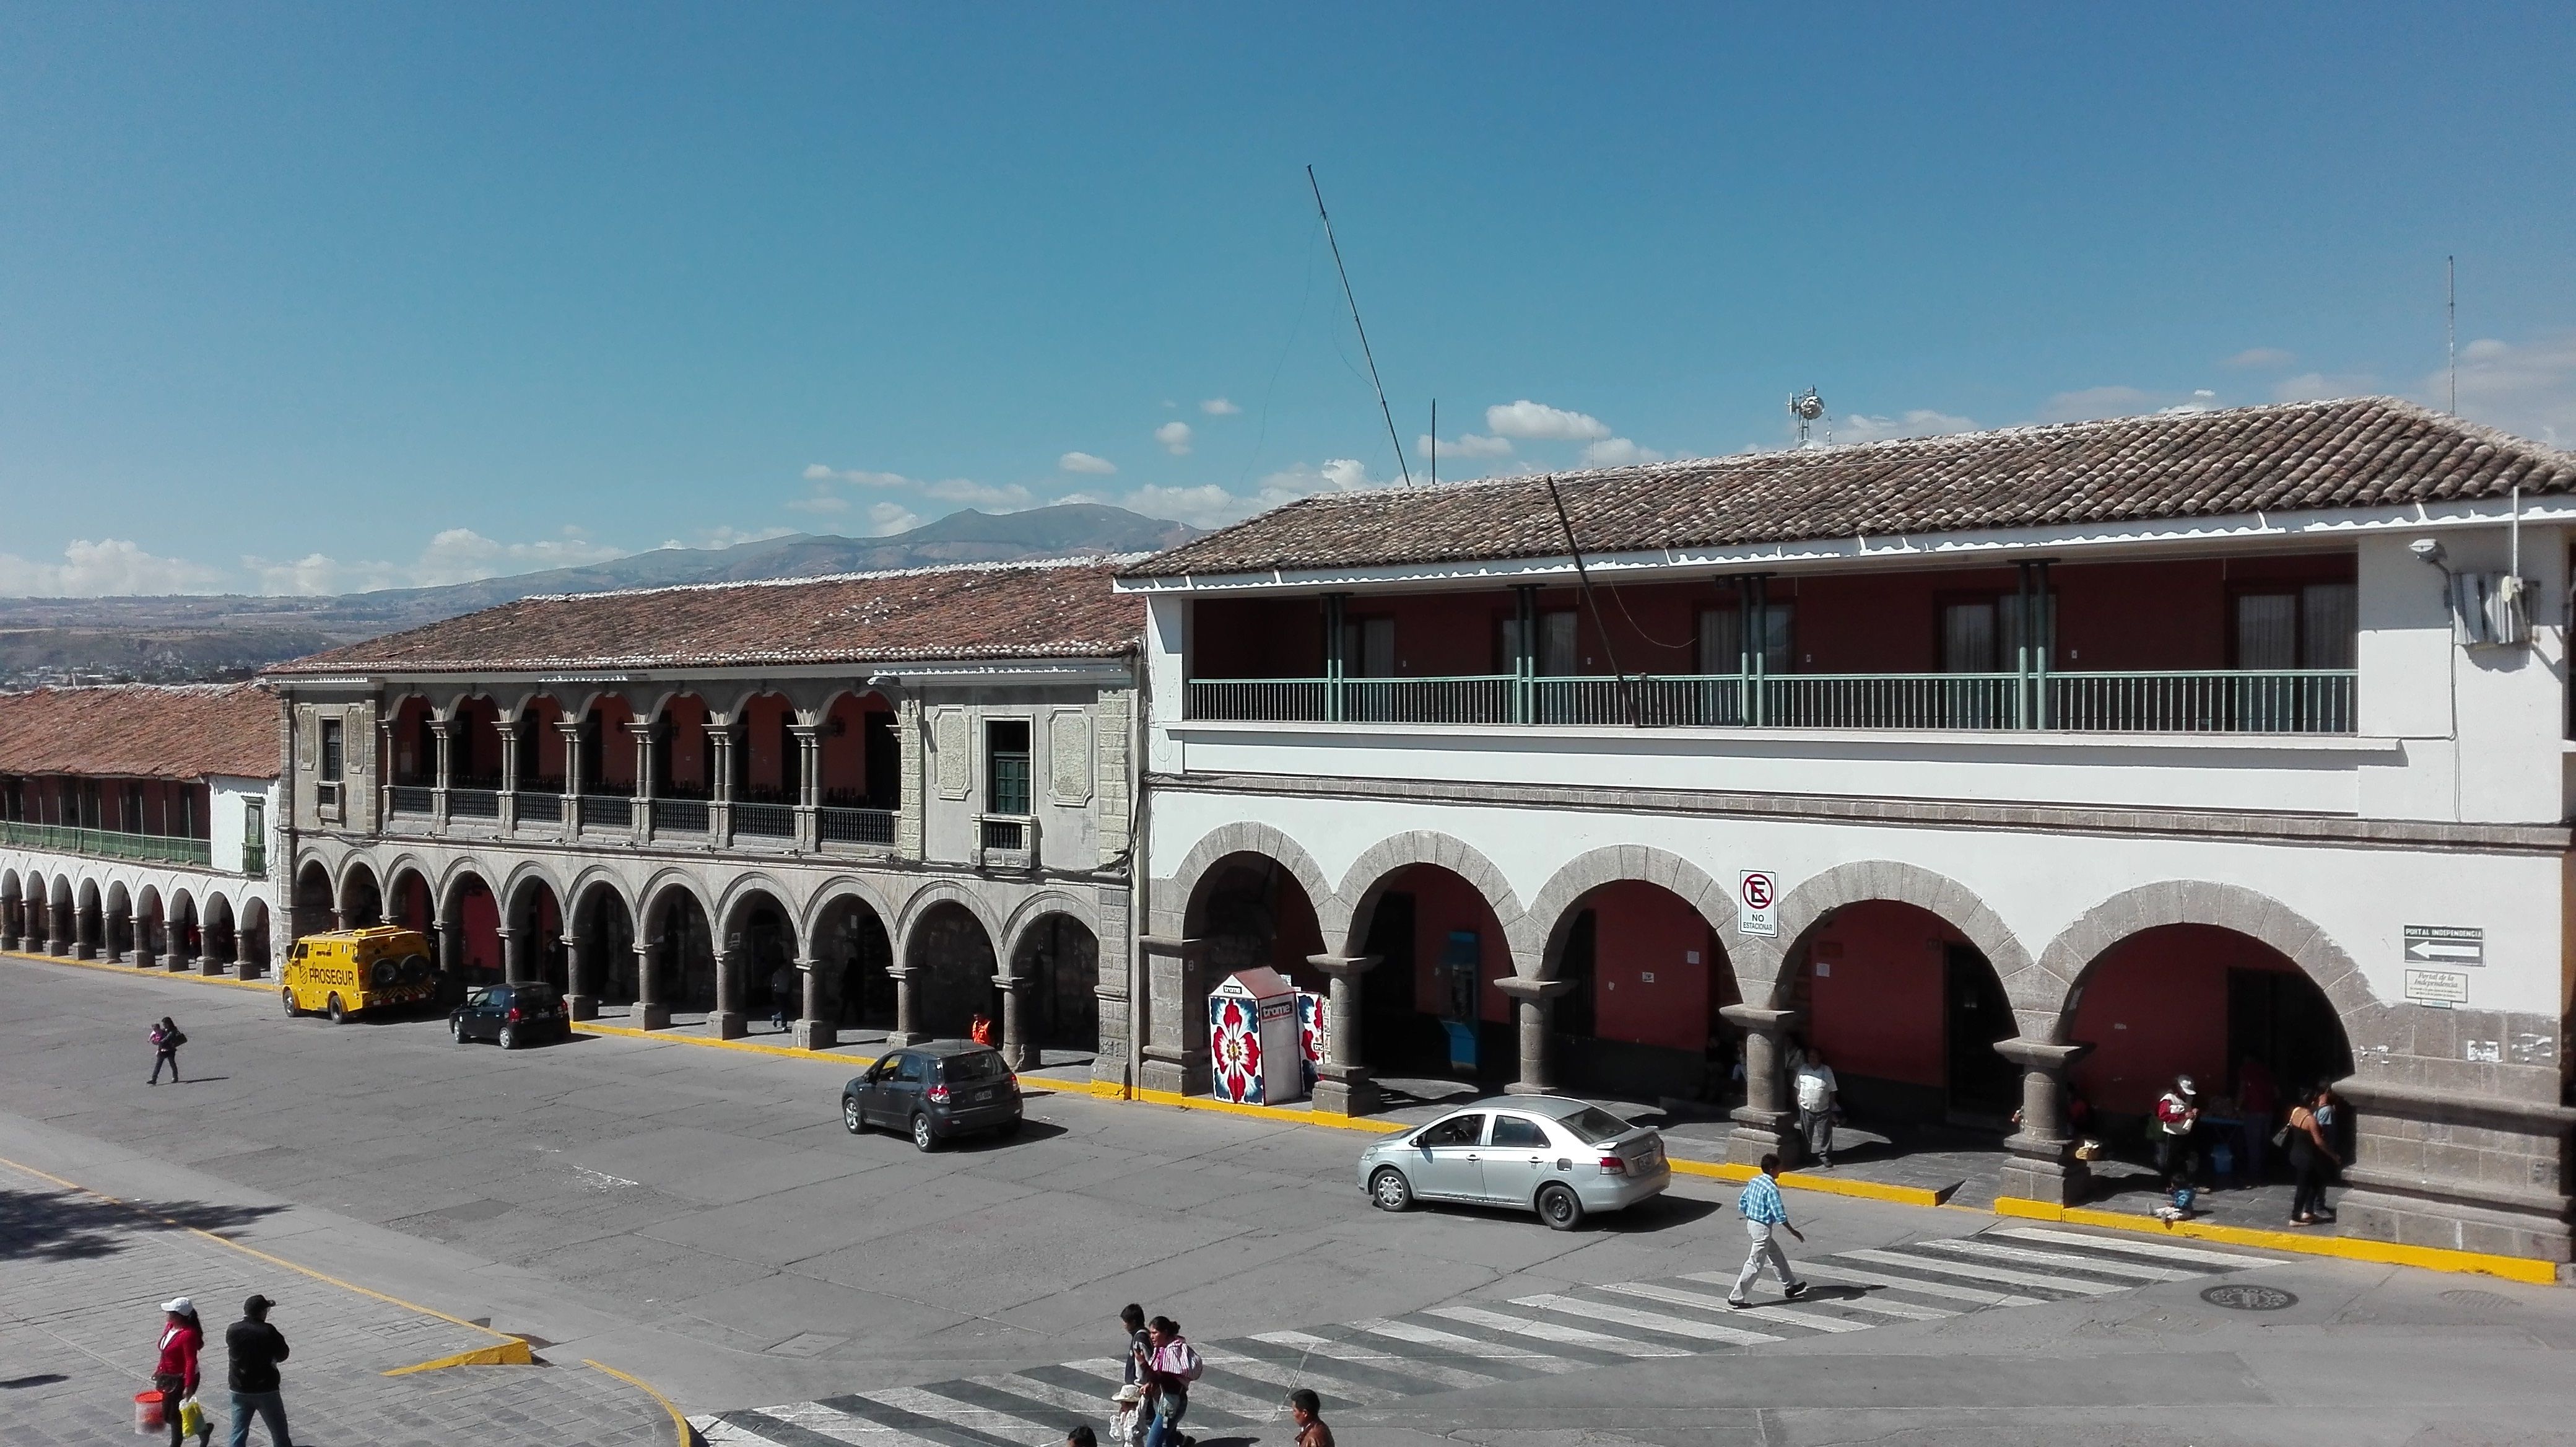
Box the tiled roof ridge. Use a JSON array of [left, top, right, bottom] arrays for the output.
[[520, 551, 1148, 606], [0, 681, 271, 700]]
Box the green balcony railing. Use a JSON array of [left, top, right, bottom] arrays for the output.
[[1183, 669, 2358, 735], [0, 819, 214, 867]]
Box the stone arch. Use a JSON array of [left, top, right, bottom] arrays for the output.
[[1164, 823, 1335, 942], [1754, 860, 2030, 1010], [796, 875, 899, 949], [1331, 831, 1523, 961], [1000, 889, 1102, 976], [2030, 880, 2380, 1049], [715, 871, 804, 945], [338, 859, 384, 929], [436, 856, 502, 917], [1512, 846, 1744, 982], [560, 865, 635, 925], [894, 878, 1007, 961], [500, 859, 570, 922], [292, 856, 336, 939], [637, 870, 715, 931]]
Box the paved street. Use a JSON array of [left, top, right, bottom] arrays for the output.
[[4, 951, 2571, 1446]]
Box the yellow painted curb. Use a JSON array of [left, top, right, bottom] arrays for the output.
[[383, 1339, 536, 1375], [1993, 1196, 2561, 1285], [1128, 1085, 1407, 1134], [574, 1021, 864, 1065], [1666, 1156, 1951, 1207], [2, 946, 272, 992], [585, 1358, 695, 1446]]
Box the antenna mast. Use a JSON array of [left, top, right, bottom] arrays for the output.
[[1307, 165, 1412, 487], [1790, 387, 1825, 445], [2446, 255, 2457, 415], [1429, 399, 1438, 489]]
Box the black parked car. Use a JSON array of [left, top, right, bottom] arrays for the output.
[[449, 982, 569, 1050], [843, 1040, 1022, 1150]]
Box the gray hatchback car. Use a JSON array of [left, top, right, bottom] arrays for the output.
[[842, 1039, 1023, 1151], [1356, 1095, 1670, 1230]]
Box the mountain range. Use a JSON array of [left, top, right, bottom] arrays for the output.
[[0, 504, 1198, 686]]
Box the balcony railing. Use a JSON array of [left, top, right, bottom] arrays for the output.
[[448, 787, 501, 820], [651, 798, 709, 834], [819, 806, 895, 846], [515, 792, 562, 824], [575, 792, 629, 831], [734, 802, 796, 839], [979, 815, 1031, 854], [1185, 669, 2359, 735], [0, 820, 214, 867], [389, 786, 435, 816]]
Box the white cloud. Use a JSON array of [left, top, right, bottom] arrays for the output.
[[1417, 432, 1513, 460], [1199, 398, 1241, 416], [1838, 409, 1978, 445], [859, 502, 923, 536], [2422, 332, 2576, 447], [802, 463, 1033, 512], [1058, 451, 1118, 475], [786, 491, 851, 514], [0, 538, 230, 597], [1580, 437, 1667, 468], [2271, 372, 2374, 403], [2226, 348, 2296, 369], [246, 552, 384, 597], [1100, 457, 1391, 530], [1486, 399, 1611, 441], [246, 526, 633, 595], [1154, 421, 1194, 455]]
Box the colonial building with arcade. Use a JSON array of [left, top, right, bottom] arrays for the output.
[[0, 683, 282, 975], [262, 560, 1140, 1082], [1118, 398, 2576, 1264]]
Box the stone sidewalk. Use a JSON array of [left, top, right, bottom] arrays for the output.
[[0, 1156, 676, 1447]]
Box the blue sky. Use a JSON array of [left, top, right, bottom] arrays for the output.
[[3, 4, 2572, 597]]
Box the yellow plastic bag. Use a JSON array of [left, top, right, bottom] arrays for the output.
[[176, 1396, 206, 1436]]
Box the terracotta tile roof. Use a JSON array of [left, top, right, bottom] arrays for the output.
[[1121, 398, 2576, 580], [266, 559, 1143, 676], [0, 683, 279, 780]]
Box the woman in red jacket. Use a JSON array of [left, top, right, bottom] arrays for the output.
[[152, 1296, 209, 1447]]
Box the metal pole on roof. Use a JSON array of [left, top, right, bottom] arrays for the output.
[[2446, 255, 2457, 416], [1542, 475, 1636, 727], [1307, 166, 1413, 489]]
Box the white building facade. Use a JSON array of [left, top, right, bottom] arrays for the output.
[[1120, 400, 2576, 1263]]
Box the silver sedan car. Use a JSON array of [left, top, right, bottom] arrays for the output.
[[1357, 1095, 1671, 1230]]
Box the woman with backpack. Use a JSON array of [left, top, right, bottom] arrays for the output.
[[149, 1017, 188, 1085], [1137, 1315, 1201, 1447], [2286, 1085, 2342, 1226]]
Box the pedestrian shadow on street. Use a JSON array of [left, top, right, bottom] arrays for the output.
[[0, 1186, 284, 1264]]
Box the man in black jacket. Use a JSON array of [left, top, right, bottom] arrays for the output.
[[222, 1295, 291, 1447]]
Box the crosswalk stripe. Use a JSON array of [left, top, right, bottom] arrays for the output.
[[923, 1379, 1112, 1437], [1775, 1288, 1954, 1322], [1011, 1362, 1269, 1423], [1783, 1262, 2043, 1307], [1353, 1318, 1590, 1374], [1599, 1280, 1877, 1332], [1425, 1304, 1694, 1357], [1204, 1348, 1409, 1404], [704, 1410, 894, 1447], [1250, 1329, 1505, 1390], [697, 1420, 786, 1446], [1993, 1226, 2278, 1267], [1842, 1246, 2122, 1296], [1509, 1292, 1783, 1345], [1922, 1236, 2201, 1282], [762, 1401, 958, 1445], [854, 1386, 1056, 1444], [954, 1373, 1128, 1421]]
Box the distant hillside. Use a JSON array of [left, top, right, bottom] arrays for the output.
[[0, 504, 1196, 686]]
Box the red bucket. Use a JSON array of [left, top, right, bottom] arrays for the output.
[[134, 1389, 167, 1433]]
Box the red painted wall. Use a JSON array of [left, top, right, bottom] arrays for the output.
[[1192, 598, 1325, 678], [459, 881, 501, 975], [742, 696, 791, 793], [592, 699, 636, 787], [1803, 901, 1962, 1089], [1395, 865, 1513, 1024], [1582, 881, 1731, 1050], [2068, 924, 2302, 1115], [664, 696, 711, 788], [528, 699, 567, 780], [817, 694, 889, 795]]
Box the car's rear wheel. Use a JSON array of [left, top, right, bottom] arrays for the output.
[[1370, 1167, 1414, 1212], [325, 993, 346, 1025], [450, 1015, 464, 1043], [910, 1113, 938, 1152], [497, 1025, 518, 1051], [842, 1097, 864, 1135], [1537, 1183, 1584, 1231], [280, 987, 298, 1018]]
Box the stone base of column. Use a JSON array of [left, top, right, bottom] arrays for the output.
[[134, 952, 156, 969], [199, 957, 226, 977], [707, 1010, 747, 1040], [1312, 1069, 1380, 1117], [47, 940, 71, 957], [567, 993, 598, 1021], [1139, 1047, 1209, 1096], [792, 1018, 837, 1051], [1726, 1106, 1801, 1168], [72, 943, 95, 960], [886, 1029, 928, 1047], [1998, 1148, 2091, 1207], [637, 1002, 672, 1030], [167, 956, 190, 973], [0, 933, 17, 951]]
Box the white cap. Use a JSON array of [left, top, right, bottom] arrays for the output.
[[2175, 1076, 2197, 1095], [160, 1296, 193, 1314]]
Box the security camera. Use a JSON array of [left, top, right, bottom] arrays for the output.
[[2409, 538, 2447, 567]]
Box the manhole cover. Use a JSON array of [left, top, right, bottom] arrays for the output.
[[2200, 1283, 2297, 1311]]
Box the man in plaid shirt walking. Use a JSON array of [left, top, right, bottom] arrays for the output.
[[1728, 1153, 1809, 1308]]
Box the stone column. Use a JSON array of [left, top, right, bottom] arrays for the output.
[[169, 916, 196, 972], [994, 971, 1038, 1071], [885, 963, 924, 1046], [1495, 977, 1574, 1095], [790, 722, 823, 852], [555, 719, 585, 839], [106, 906, 129, 963], [707, 722, 740, 847], [1307, 953, 1381, 1116], [1720, 1004, 1804, 1168], [497, 714, 523, 833], [429, 716, 456, 831], [1, 896, 19, 951], [201, 930, 228, 977], [72, 903, 97, 961], [894, 697, 925, 859], [47, 897, 71, 956], [627, 721, 657, 842], [793, 956, 836, 1051], [134, 911, 157, 969], [708, 946, 746, 1039], [1137, 936, 1211, 1095], [1996, 1038, 2095, 1205], [634, 937, 671, 1030], [499, 926, 528, 985], [565, 936, 598, 1020]]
